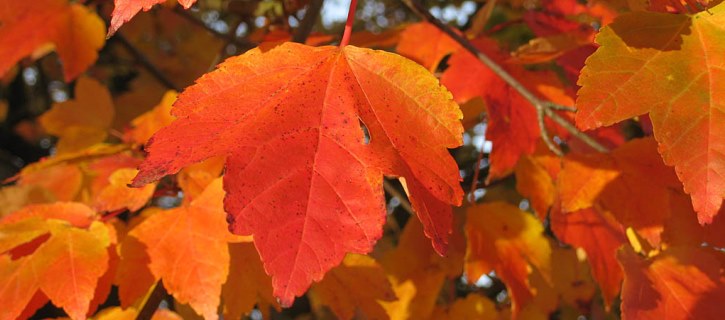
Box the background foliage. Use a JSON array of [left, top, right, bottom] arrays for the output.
[[1, 0, 724, 319]]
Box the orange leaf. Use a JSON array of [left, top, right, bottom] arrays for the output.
[[177, 156, 225, 202], [311, 254, 395, 320], [109, 0, 197, 36], [550, 205, 626, 307], [19, 163, 83, 202], [349, 28, 402, 48], [2, 202, 97, 228], [511, 32, 592, 64], [432, 293, 499, 320], [465, 202, 552, 317], [129, 179, 228, 319], [0, 0, 104, 81], [88, 154, 143, 199], [39, 77, 114, 154], [0, 217, 49, 254], [0, 220, 111, 320], [221, 242, 277, 320], [396, 23, 461, 71], [558, 138, 684, 246], [124, 91, 177, 145], [442, 37, 574, 181], [94, 169, 156, 212], [514, 144, 560, 219], [131, 42, 464, 305], [549, 247, 596, 310], [576, 5, 725, 223], [380, 217, 465, 319], [618, 247, 725, 319], [114, 228, 154, 308]]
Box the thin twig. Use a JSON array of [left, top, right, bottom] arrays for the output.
[[170, 6, 257, 51], [292, 0, 324, 43], [545, 102, 577, 112], [136, 281, 168, 320], [468, 147, 485, 203], [543, 107, 609, 151], [383, 179, 414, 215], [402, 0, 609, 154], [537, 106, 563, 156], [115, 34, 182, 92]]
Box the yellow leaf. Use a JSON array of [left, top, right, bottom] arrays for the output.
[[465, 202, 552, 317]]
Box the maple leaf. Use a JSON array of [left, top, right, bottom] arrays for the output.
[[0, 218, 111, 320], [349, 28, 402, 48], [89, 306, 183, 320], [0, 0, 105, 81], [618, 246, 725, 319], [114, 8, 223, 87], [514, 143, 560, 220], [87, 154, 143, 199], [380, 217, 465, 319], [109, 0, 197, 36], [550, 205, 626, 307], [93, 168, 156, 212], [131, 42, 464, 305], [511, 32, 592, 65], [18, 163, 83, 202], [124, 91, 178, 145], [311, 254, 396, 320], [548, 247, 597, 310], [39, 77, 115, 154], [222, 242, 278, 320], [114, 226, 155, 308], [442, 37, 574, 181], [576, 4, 725, 223], [176, 156, 225, 202], [465, 202, 552, 317], [129, 178, 229, 319], [396, 22, 461, 71], [557, 138, 684, 246], [431, 293, 499, 320], [1, 202, 97, 228]]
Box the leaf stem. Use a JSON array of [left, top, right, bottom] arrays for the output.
[[402, 0, 610, 154], [340, 0, 358, 47]]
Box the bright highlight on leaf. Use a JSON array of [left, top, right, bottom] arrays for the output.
[[131, 42, 464, 306], [576, 3, 725, 223]]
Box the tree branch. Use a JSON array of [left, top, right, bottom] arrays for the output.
[[114, 34, 182, 92], [136, 281, 168, 320], [292, 0, 324, 43], [401, 0, 610, 154], [170, 6, 257, 51], [383, 179, 414, 215]]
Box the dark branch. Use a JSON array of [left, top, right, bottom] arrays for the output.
[[135, 281, 168, 320], [292, 0, 325, 43], [114, 34, 182, 92], [170, 6, 257, 51], [401, 0, 610, 154]]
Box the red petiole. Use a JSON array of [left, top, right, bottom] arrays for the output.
[[339, 0, 358, 47]]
